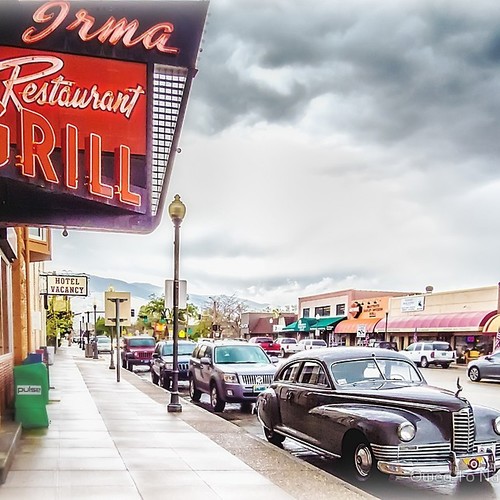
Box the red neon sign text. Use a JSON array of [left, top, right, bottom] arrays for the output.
[[0, 108, 142, 208], [22, 1, 180, 55]]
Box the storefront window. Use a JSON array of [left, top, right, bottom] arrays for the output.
[[315, 306, 330, 317]]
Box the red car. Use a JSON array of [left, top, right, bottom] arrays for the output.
[[248, 336, 280, 356]]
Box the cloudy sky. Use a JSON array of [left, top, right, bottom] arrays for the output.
[[49, 0, 500, 307]]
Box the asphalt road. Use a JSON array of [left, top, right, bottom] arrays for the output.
[[135, 363, 500, 500]]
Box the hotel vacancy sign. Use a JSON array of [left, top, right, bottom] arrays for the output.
[[43, 274, 88, 296], [0, 0, 208, 233]]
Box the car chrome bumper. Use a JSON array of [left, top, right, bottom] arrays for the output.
[[377, 451, 500, 477]]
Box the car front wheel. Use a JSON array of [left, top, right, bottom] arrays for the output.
[[468, 366, 481, 382], [343, 437, 377, 482], [189, 377, 201, 402], [210, 383, 226, 412], [420, 357, 429, 368], [264, 426, 285, 446]]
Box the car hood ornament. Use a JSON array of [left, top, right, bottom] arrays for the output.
[[455, 377, 463, 398]]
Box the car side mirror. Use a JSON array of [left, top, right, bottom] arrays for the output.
[[485, 356, 493, 361], [270, 356, 279, 364], [200, 356, 211, 365]]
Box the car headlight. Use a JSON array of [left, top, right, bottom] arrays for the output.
[[494, 416, 500, 435], [398, 421, 416, 442], [223, 373, 238, 383]]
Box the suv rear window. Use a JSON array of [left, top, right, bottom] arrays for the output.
[[432, 342, 452, 351], [128, 338, 155, 347]]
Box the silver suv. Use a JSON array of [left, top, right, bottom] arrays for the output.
[[188, 340, 277, 412]]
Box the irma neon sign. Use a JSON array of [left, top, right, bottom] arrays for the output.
[[22, 1, 179, 55], [0, 0, 209, 232]]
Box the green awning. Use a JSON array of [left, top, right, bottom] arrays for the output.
[[283, 317, 318, 332], [312, 316, 345, 329]]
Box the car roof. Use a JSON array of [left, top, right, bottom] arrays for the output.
[[289, 346, 408, 363]]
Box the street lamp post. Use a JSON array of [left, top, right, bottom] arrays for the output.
[[167, 194, 186, 413], [93, 301, 99, 359], [384, 312, 388, 342]]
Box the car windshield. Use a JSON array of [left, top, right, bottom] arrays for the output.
[[214, 345, 270, 364], [161, 343, 195, 356], [128, 338, 155, 347], [330, 358, 423, 387], [97, 337, 110, 343], [313, 340, 327, 346]]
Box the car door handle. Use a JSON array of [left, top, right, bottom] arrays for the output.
[[286, 391, 294, 401]]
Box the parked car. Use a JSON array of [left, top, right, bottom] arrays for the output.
[[402, 341, 455, 368], [275, 337, 298, 357], [151, 340, 196, 389], [257, 347, 500, 482], [368, 340, 398, 351], [468, 351, 500, 382], [95, 335, 112, 353], [248, 336, 280, 356], [287, 338, 327, 355], [121, 336, 156, 371], [188, 340, 277, 412]]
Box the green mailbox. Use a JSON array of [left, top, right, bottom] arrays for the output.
[[13, 362, 49, 428]]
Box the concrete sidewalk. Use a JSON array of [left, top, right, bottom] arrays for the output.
[[0, 344, 373, 499]]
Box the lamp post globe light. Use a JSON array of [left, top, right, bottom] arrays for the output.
[[167, 194, 186, 413]]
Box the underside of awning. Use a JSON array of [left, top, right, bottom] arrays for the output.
[[334, 317, 381, 334], [375, 310, 496, 333]]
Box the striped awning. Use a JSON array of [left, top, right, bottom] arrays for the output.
[[334, 317, 381, 334], [375, 310, 496, 333]]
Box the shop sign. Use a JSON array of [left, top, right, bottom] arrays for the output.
[[0, 1, 209, 232], [401, 296, 425, 313], [349, 301, 362, 319], [45, 274, 88, 296]]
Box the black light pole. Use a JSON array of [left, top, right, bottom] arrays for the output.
[[384, 312, 388, 342], [93, 301, 99, 359], [167, 194, 186, 413]]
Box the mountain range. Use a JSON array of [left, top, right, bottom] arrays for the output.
[[70, 274, 270, 317]]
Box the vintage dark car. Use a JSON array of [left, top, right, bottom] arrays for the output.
[[257, 347, 500, 482]]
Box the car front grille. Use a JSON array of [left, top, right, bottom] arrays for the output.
[[452, 407, 475, 454], [135, 351, 151, 359], [371, 443, 451, 462], [178, 362, 189, 372], [240, 374, 274, 385]]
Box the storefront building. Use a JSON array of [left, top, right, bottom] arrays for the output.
[[374, 285, 500, 353], [296, 289, 413, 346]]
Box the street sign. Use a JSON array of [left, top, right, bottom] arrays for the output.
[[165, 279, 187, 309], [104, 291, 131, 326]]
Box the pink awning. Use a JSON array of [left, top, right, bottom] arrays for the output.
[[375, 310, 497, 333]]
